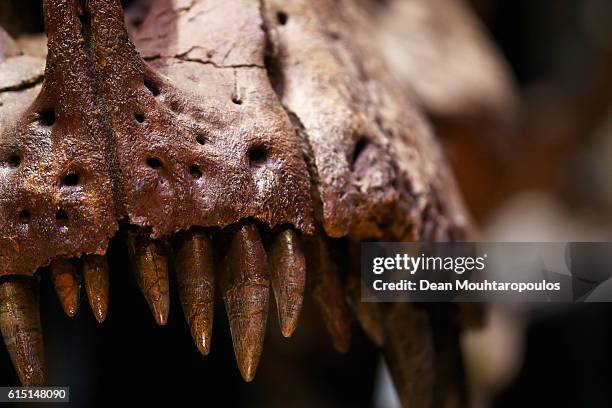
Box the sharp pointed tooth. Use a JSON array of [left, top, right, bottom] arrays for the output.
[[305, 235, 351, 353], [221, 223, 269, 382], [346, 275, 383, 346], [269, 229, 305, 338], [175, 230, 215, 356], [383, 304, 435, 407], [82, 255, 109, 323], [0, 280, 45, 386], [127, 231, 170, 326], [431, 310, 468, 407], [49, 259, 81, 317], [345, 242, 383, 346]]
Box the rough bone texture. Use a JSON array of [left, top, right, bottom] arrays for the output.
[[0, 1, 117, 278], [262, 0, 471, 241], [0, 0, 471, 278], [0, 0, 315, 277], [89, 0, 313, 236]]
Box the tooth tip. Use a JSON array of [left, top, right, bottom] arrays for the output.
[[333, 331, 351, 353], [63, 301, 79, 318], [93, 307, 107, 323], [369, 323, 384, 346], [83, 254, 110, 325], [195, 331, 211, 355], [371, 333, 384, 347], [197, 343, 211, 356], [232, 335, 264, 381], [232, 324, 265, 382], [277, 297, 302, 338], [242, 372, 256, 382], [280, 315, 298, 338], [149, 294, 169, 325], [154, 309, 168, 326], [185, 313, 213, 355], [238, 358, 258, 382], [334, 342, 350, 354]]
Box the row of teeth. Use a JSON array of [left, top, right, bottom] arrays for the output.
[[0, 221, 382, 386]]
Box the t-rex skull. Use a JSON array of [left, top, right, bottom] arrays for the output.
[[0, 0, 509, 405]]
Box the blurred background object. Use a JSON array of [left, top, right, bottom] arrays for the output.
[[410, 1, 612, 407], [374, 0, 612, 406]]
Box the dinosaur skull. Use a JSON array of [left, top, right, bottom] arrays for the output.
[[0, 0, 497, 404]]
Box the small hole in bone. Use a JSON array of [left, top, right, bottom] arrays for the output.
[[169, 99, 182, 112], [231, 95, 242, 105], [39, 108, 56, 126], [135, 113, 145, 123], [146, 157, 162, 169], [277, 11, 288, 25], [55, 209, 68, 224], [351, 137, 370, 170], [18, 210, 30, 224], [144, 77, 160, 96], [196, 135, 206, 145], [189, 164, 202, 179], [62, 172, 79, 186], [249, 144, 267, 167], [131, 17, 143, 28], [7, 154, 21, 168]]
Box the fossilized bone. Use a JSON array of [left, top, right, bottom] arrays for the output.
[[0, 0, 507, 405], [370, 0, 518, 221]]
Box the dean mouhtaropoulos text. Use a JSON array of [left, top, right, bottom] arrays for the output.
[[372, 279, 561, 293]]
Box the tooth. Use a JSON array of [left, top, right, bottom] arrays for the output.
[[344, 242, 383, 347], [127, 231, 170, 326], [220, 223, 269, 382], [82, 255, 110, 323], [0, 280, 45, 386], [346, 275, 383, 346], [305, 235, 351, 353], [175, 230, 215, 355], [431, 311, 467, 407], [49, 259, 81, 317], [269, 229, 305, 338], [383, 303, 434, 407]]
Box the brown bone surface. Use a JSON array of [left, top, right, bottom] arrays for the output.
[[261, 0, 472, 241], [1, 0, 470, 277], [0, 0, 315, 277]]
